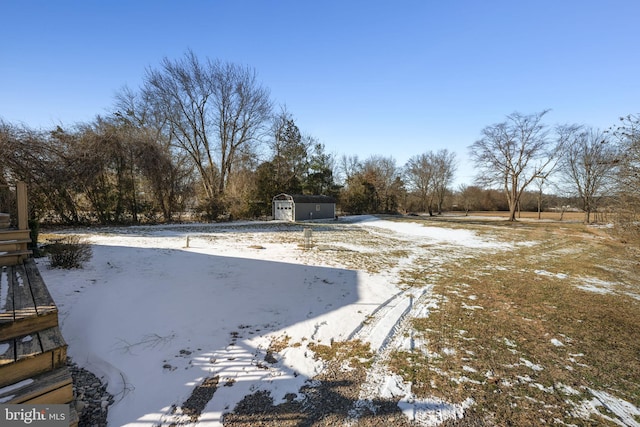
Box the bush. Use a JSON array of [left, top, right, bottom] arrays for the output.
[[47, 235, 92, 269]]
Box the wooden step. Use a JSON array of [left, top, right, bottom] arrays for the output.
[[0, 251, 33, 267], [0, 238, 31, 251], [0, 326, 68, 388], [0, 229, 36, 266], [0, 260, 58, 340], [0, 229, 31, 241], [0, 367, 73, 404]]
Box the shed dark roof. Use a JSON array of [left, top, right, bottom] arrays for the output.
[[273, 193, 336, 204]]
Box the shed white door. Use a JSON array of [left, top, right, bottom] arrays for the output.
[[274, 201, 293, 221]]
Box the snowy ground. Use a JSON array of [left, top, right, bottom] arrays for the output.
[[37, 215, 639, 426]]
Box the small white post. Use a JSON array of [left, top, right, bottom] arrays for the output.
[[303, 227, 312, 249]]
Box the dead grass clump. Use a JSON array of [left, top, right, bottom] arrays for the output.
[[308, 340, 373, 369]]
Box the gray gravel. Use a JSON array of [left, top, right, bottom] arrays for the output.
[[68, 359, 114, 427]]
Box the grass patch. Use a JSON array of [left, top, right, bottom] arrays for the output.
[[308, 340, 374, 369], [387, 220, 640, 425]]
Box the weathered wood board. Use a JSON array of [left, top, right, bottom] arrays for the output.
[[0, 262, 58, 340], [0, 368, 72, 404]]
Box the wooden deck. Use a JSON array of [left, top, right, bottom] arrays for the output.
[[0, 260, 58, 340], [1, 182, 77, 425], [0, 260, 77, 426]]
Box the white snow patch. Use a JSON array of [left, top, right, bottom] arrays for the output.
[[555, 383, 581, 395], [551, 338, 564, 347], [531, 382, 554, 393], [21, 335, 33, 343], [576, 277, 617, 295], [504, 338, 517, 347], [534, 269, 569, 279], [0, 343, 9, 355], [0, 378, 34, 395], [625, 292, 640, 301], [572, 389, 640, 427], [398, 396, 475, 426], [351, 370, 474, 425], [442, 347, 456, 356], [352, 217, 507, 249], [520, 358, 544, 371], [461, 302, 483, 310]]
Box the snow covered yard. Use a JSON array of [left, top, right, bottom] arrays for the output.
[[37, 216, 640, 426]]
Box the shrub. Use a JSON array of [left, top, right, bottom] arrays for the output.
[[47, 235, 92, 269]]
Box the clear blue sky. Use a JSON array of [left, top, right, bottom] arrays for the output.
[[2, 0, 639, 185]]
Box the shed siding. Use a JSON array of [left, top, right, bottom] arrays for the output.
[[293, 202, 335, 221]]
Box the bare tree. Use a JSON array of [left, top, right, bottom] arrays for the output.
[[405, 150, 456, 215], [338, 154, 361, 185], [115, 87, 213, 220], [142, 50, 272, 206], [404, 153, 435, 214], [432, 149, 457, 214], [340, 155, 403, 214], [456, 184, 482, 216], [469, 111, 566, 221], [362, 156, 402, 213], [610, 114, 640, 238], [559, 128, 616, 223]]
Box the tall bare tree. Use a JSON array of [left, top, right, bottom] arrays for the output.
[[142, 50, 272, 206], [114, 87, 195, 221], [610, 114, 640, 238], [432, 149, 457, 214], [560, 128, 616, 223], [469, 111, 566, 221], [405, 153, 435, 214], [405, 149, 456, 215], [362, 156, 403, 213]]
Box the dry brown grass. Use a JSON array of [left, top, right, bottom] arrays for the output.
[[308, 340, 374, 369], [387, 220, 640, 425], [462, 210, 587, 221]]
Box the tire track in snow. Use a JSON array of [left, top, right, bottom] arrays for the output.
[[345, 287, 435, 425]]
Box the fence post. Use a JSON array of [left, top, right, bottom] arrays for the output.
[[17, 181, 28, 230]]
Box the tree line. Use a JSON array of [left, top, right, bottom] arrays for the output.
[[1, 51, 638, 239]]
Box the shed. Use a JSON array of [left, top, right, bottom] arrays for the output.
[[272, 193, 336, 221]]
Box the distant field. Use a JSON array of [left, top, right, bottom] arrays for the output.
[[447, 210, 588, 221]]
